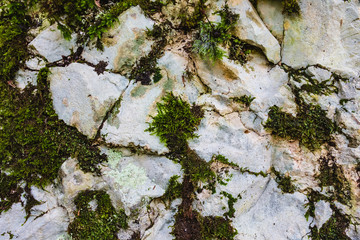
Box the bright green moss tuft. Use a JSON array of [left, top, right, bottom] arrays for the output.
[[221, 191, 240, 219], [265, 103, 338, 151], [231, 95, 256, 107], [68, 190, 127, 240], [146, 92, 203, 152]]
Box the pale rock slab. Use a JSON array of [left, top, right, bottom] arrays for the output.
[[226, 0, 282, 63], [189, 111, 272, 173], [282, 0, 360, 77], [82, 6, 154, 74], [101, 51, 205, 153], [196, 52, 296, 118], [256, 0, 284, 42], [195, 168, 270, 217], [101, 152, 182, 212], [0, 185, 69, 240], [14, 70, 38, 90], [25, 57, 46, 71], [232, 179, 310, 240], [29, 24, 77, 63], [49, 63, 129, 138]]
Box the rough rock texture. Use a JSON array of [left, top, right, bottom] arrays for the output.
[[282, 0, 360, 77], [49, 63, 129, 138], [29, 24, 77, 63], [3, 0, 360, 239], [81, 6, 154, 74]]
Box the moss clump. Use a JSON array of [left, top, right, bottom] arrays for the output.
[[220, 191, 240, 219], [282, 0, 300, 15], [0, 1, 31, 82], [130, 24, 168, 85], [200, 216, 238, 240], [68, 190, 127, 240], [192, 3, 240, 61], [211, 154, 238, 167], [265, 103, 338, 151], [316, 155, 351, 206], [146, 92, 203, 155], [309, 205, 351, 240], [231, 95, 256, 107], [271, 167, 296, 194], [161, 175, 183, 206], [304, 189, 329, 221]]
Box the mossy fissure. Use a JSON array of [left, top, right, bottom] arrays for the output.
[[147, 93, 237, 240]]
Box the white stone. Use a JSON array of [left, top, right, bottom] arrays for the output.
[[189, 111, 272, 173], [282, 0, 360, 77], [14, 70, 38, 89], [227, 0, 282, 63], [196, 53, 296, 117], [49, 63, 129, 138], [232, 179, 310, 240], [0, 203, 68, 240], [82, 6, 154, 73], [29, 24, 77, 63], [314, 200, 332, 228], [25, 57, 46, 70], [256, 0, 284, 42], [101, 154, 182, 212]]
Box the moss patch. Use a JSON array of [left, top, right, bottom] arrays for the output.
[[271, 167, 296, 194], [68, 190, 127, 240], [316, 154, 351, 206], [265, 103, 338, 151], [231, 95, 256, 108], [147, 93, 237, 239]]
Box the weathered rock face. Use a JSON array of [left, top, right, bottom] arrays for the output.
[[49, 63, 129, 138], [81, 6, 155, 74], [3, 0, 360, 239], [282, 0, 360, 77]]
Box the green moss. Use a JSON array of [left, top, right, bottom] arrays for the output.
[[0, 1, 31, 82], [68, 190, 127, 240], [220, 191, 240, 219], [265, 103, 338, 151], [200, 216, 238, 240], [309, 205, 351, 240], [231, 95, 256, 107], [146, 92, 202, 154], [282, 0, 300, 15], [130, 24, 168, 85], [161, 175, 183, 206], [211, 154, 238, 167], [177, 0, 207, 32], [271, 167, 296, 194], [316, 155, 351, 206]]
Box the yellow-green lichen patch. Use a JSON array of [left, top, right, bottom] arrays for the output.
[[107, 163, 148, 188]]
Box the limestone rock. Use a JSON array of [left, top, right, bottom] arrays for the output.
[[81, 6, 154, 74], [101, 150, 182, 212], [14, 70, 38, 90], [189, 111, 272, 173], [232, 179, 310, 240], [282, 0, 360, 77], [256, 0, 284, 42], [29, 24, 77, 63], [49, 63, 129, 138], [227, 0, 282, 63], [101, 51, 205, 153]]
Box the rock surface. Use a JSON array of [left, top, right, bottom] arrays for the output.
[[3, 0, 360, 239], [49, 63, 129, 138]]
